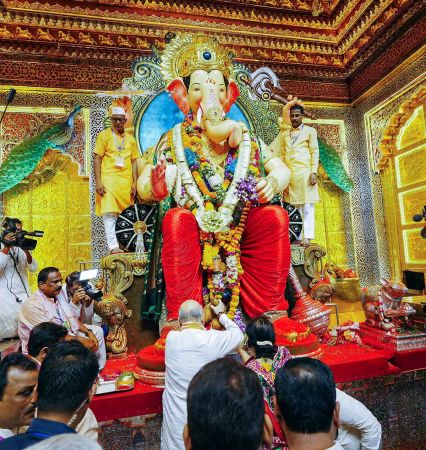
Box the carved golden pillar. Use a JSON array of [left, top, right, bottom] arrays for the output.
[[99, 253, 158, 354]]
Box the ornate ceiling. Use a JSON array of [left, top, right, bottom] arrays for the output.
[[0, 0, 424, 102]]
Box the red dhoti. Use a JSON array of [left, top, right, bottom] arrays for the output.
[[162, 205, 290, 320]]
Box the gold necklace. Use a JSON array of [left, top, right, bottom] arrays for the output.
[[201, 135, 228, 166]]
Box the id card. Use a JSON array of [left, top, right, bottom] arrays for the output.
[[115, 156, 125, 168]]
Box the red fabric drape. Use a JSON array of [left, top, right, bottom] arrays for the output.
[[162, 208, 203, 320], [240, 206, 290, 317], [162, 206, 291, 320]]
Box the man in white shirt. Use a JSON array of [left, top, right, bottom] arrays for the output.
[[63, 272, 96, 325], [336, 389, 381, 450], [274, 357, 344, 450], [161, 299, 243, 450], [0, 218, 38, 340]]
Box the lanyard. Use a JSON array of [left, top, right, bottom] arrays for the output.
[[290, 123, 304, 145], [112, 130, 125, 153]]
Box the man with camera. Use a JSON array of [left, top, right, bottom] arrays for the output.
[[64, 272, 98, 326], [0, 218, 38, 340], [18, 267, 106, 370]]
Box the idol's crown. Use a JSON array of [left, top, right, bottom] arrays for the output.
[[160, 34, 234, 86]]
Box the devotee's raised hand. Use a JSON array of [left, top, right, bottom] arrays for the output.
[[210, 300, 226, 316], [256, 177, 274, 203], [309, 173, 318, 186], [151, 156, 169, 200]]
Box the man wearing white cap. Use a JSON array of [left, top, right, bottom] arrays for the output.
[[94, 106, 139, 253]]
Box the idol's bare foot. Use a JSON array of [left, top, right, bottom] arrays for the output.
[[300, 238, 311, 247], [109, 247, 123, 255]]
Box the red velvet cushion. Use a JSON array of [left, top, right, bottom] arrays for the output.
[[137, 345, 165, 371]]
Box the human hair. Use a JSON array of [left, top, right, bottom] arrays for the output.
[[275, 357, 336, 434], [0, 353, 38, 399], [65, 271, 80, 288], [27, 434, 103, 450], [290, 104, 304, 115], [37, 341, 99, 414], [178, 300, 203, 324], [246, 316, 276, 359], [38, 267, 59, 284], [28, 322, 68, 357], [187, 357, 264, 450]]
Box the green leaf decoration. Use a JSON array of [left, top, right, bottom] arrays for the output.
[[319, 138, 353, 192]]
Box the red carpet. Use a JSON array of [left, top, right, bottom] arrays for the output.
[[322, 343, 396, 382], [92, 343, 425, 422]]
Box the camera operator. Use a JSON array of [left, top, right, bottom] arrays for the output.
[[0, 218, 38, 340], [64, 272, 96, 326]]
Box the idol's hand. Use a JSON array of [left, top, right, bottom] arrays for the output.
[[256, 178, 274, 204], [96, 182, 106, 196], [309, 173, 318, 186], [151, 156, 169, 200], [282, 95, 303, 126]]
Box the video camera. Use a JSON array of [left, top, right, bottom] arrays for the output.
[[1, 217, 44, 251], [79, 269, 103, 302]]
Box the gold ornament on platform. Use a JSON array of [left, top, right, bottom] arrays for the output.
[[94, 293, 132, 354], [160, 33, 235, 85]]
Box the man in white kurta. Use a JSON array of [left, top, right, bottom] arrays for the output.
[[161, 300, 243, 450], [0, 237, 38, 340], [336, 389, 382, 450], [282, 104, 319, 245]]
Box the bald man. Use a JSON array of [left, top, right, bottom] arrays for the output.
[[161, 300, 243, 450]]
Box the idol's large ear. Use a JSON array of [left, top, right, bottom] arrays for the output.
[[167, 79, 190, 115], [223, 81, 240, 113]]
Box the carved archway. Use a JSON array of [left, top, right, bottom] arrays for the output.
[[378, 87, 426, 280]]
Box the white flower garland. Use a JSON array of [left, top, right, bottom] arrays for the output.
[[172, 123, 252, 232]]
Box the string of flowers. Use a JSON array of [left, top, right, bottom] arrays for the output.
[[172, 113, 261, 321]]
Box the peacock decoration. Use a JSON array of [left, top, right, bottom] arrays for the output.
[[0, 105, 81, 194], [318, 138, 353, 192]]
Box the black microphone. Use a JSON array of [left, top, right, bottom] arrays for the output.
[[6, 88, 16, 104], [413, 214, 423, 222], [0, 87, 17, 127]]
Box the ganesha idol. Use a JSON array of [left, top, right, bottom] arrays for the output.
[[136, 34, 322, 372]]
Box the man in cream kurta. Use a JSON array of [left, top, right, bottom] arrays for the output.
[[94, 106, 139, 253], [161, 300, 243, 450], [282, 104, 319, 245]]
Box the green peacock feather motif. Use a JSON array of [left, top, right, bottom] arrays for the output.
[[318, 138, 353, 192], [0, 105, 81, 194]]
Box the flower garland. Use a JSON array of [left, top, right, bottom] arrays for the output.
[[171, 113, 260, 320]]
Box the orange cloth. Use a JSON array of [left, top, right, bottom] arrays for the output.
[[94, 128, 139, 215]]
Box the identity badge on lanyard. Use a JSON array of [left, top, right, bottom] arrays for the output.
[[113, 131, 125, 168]]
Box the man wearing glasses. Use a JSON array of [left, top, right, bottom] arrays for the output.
[[94, 106, 139, 254]]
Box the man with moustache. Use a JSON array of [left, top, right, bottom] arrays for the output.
[[94, 106, 139, 254], [18, 267, 106, 369], [281, 102, 319, 246], [0, 354, 38, 441]]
